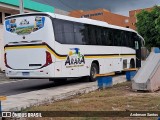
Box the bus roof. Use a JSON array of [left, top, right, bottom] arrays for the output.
[[5, 12, 145, 45], [47, 13, 144, 44], [51, 13, 136, 33], [5, 12, 135, 33]]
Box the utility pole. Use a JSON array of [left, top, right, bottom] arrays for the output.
[[19, 0, 24, 14]]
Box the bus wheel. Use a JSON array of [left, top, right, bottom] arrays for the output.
[[89, 63, 99, 82]]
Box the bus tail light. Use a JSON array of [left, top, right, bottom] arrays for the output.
[[4, 53, 11, 68], [43, 51, 52, 67]]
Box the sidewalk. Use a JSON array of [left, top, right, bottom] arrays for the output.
[[2, 75, 126, 111]]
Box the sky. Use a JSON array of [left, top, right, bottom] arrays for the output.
[[33, 0, 160, 16]]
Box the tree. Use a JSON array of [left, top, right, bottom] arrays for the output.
[[136, 6, 160, 50]]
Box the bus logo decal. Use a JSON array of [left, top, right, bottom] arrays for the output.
[[65, 48, 85, 67], [19, 19, 29, 25], [5, 16, 45, 35]]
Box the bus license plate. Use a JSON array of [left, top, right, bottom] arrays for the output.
[[22, 72, 30, 76]]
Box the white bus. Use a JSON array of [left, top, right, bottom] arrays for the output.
[[4, 12, 144, 82]]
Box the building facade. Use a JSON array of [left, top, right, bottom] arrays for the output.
[[69, 8, 131, 28], [0, 0, 54, 71]]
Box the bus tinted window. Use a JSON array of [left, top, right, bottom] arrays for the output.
[[113, 29, 122, 46], [74, 23, 85, 44], [53, 19, 64, 44], [95, 27, 102, 45], [53, 18, 138, 49], [82, 24, 90, 45], [53, 19, 74, 44], [63, 21, 74, 44], [88, 25, 97, 45], [129, 32, 135, 48], [101, 28, 107, 45], [107, 28, 114, 46]]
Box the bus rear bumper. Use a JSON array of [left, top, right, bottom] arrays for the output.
[[5, 68, 54, 78]]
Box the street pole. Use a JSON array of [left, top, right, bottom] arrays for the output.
[[19, 0, 24, 14]]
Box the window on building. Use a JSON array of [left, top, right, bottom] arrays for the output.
[[132, 23, 135, 25], [5, 13, 11, 17], [82, 15, 90, 18], [125, 19, 129, 23]]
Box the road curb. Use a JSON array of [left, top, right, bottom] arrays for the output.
[[2, 84, 98, 111]]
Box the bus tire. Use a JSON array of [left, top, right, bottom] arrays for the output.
[[89, 63, 99, 82]]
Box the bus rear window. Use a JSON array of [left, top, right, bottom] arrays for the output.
[[5, 16, 45, 35]]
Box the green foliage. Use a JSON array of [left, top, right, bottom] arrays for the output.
[[136, 6, 160, 49]]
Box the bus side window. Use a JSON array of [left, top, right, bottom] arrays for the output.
[[63, 21, 74, 44], [88, 25, 97, 45], [74, 23, 85, 45], [121, 31, 127, 46], [114, 29, 121, 46], [107, 28, 113, 46], [95, 27, 102, 45], [53, 19, 64, 44], [101, 28, 108, 45], [83, 24, 90, 45], [134, 34, 142, 50], [135, 41, 139, 50]]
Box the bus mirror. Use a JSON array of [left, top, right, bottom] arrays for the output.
[[141, 47, 149, 60]]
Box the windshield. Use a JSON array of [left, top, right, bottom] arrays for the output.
[[5, 16, 45, 35]]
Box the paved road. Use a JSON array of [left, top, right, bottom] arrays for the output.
[[0, 72, 125, 96], [0, 78, 89, 96], [2, 74, 126, 111]]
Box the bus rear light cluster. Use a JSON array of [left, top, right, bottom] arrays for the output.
[[43, 51, 52, 67], [4, 53, 11, 68]]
